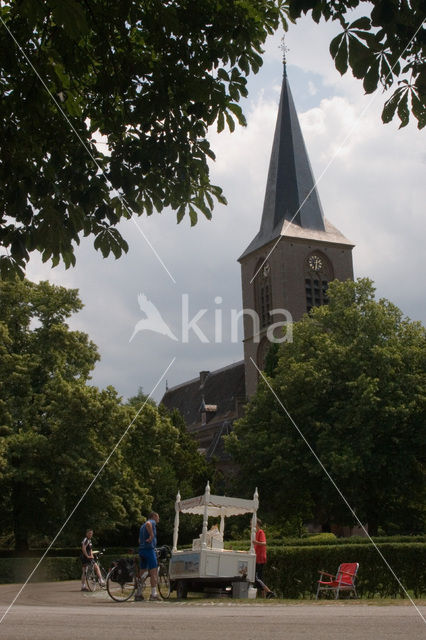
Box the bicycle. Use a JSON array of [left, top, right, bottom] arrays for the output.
[[106, 545, 171, 602], [156, 545, 171, 599], [85, 550, 108, 592]]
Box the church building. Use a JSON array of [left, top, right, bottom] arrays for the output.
[[161, 64, 354, 461]]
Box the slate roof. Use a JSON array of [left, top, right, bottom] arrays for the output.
[[240, 67, 351, 260], [160, 361, 245, 427], [279, 218, 354, 247]]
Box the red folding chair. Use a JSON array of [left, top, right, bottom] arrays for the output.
[[316, 563, 359, 599]]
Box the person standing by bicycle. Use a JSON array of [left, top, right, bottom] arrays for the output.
[[80, 528, 105, 591], [138, 512, 161, 601]]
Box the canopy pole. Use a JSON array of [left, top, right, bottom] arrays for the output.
[[250, 487, 259, 554], [201, 481, 210, 549], [172, 490, 181, 552], [219, 508, 225, 538]]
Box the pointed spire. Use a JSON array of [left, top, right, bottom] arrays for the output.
[[239, 67, 326, 259]]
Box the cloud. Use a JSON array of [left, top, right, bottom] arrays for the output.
[[297, 92, 425, 323], [307, 81, 317, 96]]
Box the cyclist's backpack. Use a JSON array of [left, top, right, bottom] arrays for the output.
[[157, 545, 170, 561], [113, 558, 134, 582]]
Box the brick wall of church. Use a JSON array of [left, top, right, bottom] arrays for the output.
[[240, 236, 354, 397]]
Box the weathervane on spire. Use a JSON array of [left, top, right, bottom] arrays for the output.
[[280, 36, 289, 74]]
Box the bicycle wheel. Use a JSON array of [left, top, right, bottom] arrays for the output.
[[86, 559, 107, 592], [99, 564, 107, 587], [135, 572, 152, 601], [157, 564, 170, 599], [86, 564, 103, 592], [106, 566, 136, 602]]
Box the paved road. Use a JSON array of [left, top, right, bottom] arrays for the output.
[[0, 582, 425, 640]]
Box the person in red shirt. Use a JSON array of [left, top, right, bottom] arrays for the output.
[[254, 519, 275, 598]]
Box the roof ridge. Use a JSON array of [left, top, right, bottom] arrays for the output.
[[163, 360, 245, 395]]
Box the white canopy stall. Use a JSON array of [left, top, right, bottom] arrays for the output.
[[170, 482, 259, 598]]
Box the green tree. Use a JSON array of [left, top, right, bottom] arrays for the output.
[[0, 278, 150, 550], [125, 396, 211, 545], [226, 279, 426, 535], [0, 0, 288, 277], [287, 0, 426, 130], [2, 2, 424, 278], [0, 280, 212, 550], [263, 342, 280, 377]]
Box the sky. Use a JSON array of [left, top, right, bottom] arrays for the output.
[[26, 14, 426, 403]]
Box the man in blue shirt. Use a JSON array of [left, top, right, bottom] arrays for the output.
[[138, 511, 161, 601]]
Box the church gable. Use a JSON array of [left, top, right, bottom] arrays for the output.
[[161, 362, 245, 428], [161, 362, 246, 463]]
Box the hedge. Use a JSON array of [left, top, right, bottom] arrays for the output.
[[264, 543, 426, 598], [1, 544, 425, 599], [0, 557, 81, 583], [226, 534, 426, 550], [0, 554, 120, 584], [0, 546, 136, 558], [271, 535, 426, 547]]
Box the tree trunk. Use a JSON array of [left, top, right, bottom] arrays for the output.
[[12, 484, 29, 553]]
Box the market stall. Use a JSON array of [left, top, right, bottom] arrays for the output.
[[169, 482, 259, 598]]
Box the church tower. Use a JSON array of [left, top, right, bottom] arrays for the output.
[[239, 65, 354, 397]]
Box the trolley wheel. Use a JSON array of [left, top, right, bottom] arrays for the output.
[[106, 566, 136, 602], [158, 565, 171, 599], [176, 580, 188, 600]]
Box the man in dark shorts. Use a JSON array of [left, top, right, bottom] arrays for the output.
[[138, 512, 161, 601], [80, 528, 105, 591]]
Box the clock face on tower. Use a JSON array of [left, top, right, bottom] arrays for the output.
[[308, 255, 323, 271]]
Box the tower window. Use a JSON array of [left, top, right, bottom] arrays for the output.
[[254, 260, 273, 329], [305, 253, 333, 313]]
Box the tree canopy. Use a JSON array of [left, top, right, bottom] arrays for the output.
[[0, 0, 288, 277], [1, 1, 424, 277], [126, 392, 212, 545], [289, 0, 426, 130], [226, 279, 426, 535], [0, 278, 209, 550]]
